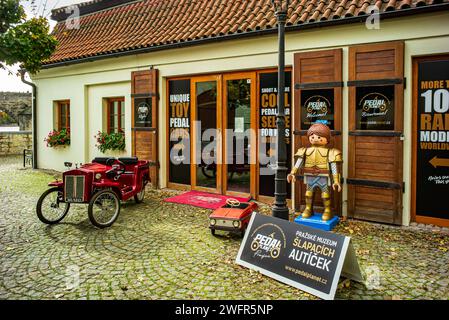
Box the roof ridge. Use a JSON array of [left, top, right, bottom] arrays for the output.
[[51, 0, 145, 21]]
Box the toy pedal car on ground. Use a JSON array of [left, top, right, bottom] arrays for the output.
[[209, 199, 258, 237], [36, 157, 151, 228]]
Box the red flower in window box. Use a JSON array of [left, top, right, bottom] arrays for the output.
[[94, 131, 125, 153], [44, 129, 71, 148]]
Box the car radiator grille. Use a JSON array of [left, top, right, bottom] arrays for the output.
[[65, 176, 85, 202]]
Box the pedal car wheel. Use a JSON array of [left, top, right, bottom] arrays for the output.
[[134, 187, 145, 204], [88, 190, 120, 228], [36, 188, 70, 224]]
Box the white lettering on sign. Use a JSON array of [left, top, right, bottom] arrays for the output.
[[421, 89, 449, 113], [307, 101, 327, 110], [288, 249, 332, 271], [170, 118, 190, 128], [420, 131, 449, 143], [169, 94, 190, 103], [363, 99, 386, 109]]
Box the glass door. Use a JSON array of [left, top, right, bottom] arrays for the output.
[[223, 73, 256, 198], [191, 76, 222, 193]]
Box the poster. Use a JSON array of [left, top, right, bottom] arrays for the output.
[[134, 98, 152, 127], [168, 79, 191, 185], [259, 71, 292, 198], [416, 58, 449, 220], [300, 89, 335, 130], [236, 213, 363, 300], [356, 85, 395, 130]]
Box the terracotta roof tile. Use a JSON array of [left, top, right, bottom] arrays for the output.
[[45, 0, 449, 65]]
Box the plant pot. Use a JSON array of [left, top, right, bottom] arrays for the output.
[[102, 149, 126, 157], [48, 144, 70, 149]]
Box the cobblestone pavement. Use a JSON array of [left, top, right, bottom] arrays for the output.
[[0, 156, 448, 300]]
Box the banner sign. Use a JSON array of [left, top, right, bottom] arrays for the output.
[[300, 89, 335, 130], [416, 58, 449, 220], [259, 71, 292, 198], [356, 85, 395, 130], [134, 98, 152, 127], [168, 79, 191, 185], [236, 213, 363, 300]]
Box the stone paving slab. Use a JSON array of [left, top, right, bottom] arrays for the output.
[[0, 156, 448, 300]]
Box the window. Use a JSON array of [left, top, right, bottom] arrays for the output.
[[107, 98, 125, 133], [56, 100, 70, 131]]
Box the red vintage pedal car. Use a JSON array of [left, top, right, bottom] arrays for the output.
[[36, 157, 150, 228], [209, 199, 258, 237]]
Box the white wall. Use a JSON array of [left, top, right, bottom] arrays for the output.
[[86, 82, 132, 161], [32, 11, 449, 225]]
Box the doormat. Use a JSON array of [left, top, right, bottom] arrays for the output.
[[163, 190, 251, 210]]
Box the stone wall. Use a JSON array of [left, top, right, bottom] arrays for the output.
[[0, 131, 32, 156], [0, 92, 32, 130]]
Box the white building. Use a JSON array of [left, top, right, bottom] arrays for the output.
[[32, 0, 449, 227]]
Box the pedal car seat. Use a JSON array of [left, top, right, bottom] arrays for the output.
[[92, 157, 112, 165], [118, 157, 139, 165]]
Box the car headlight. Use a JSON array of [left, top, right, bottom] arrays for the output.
[[95, 173, 102, 180], [210, 219, 216, 226], [233, 220, 240, 228]]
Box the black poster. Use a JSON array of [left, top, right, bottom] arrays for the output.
[[236, 213, 362, 300], [134, 98, 152, 127], [356, 86, 395, 130], [259, 71, 292, 198], [416, 58, 449, 220], [168, 79, 191, 185], [300, 89, 335, 130]]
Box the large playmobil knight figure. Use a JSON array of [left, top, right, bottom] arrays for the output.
[[287, 123, 342, 221]]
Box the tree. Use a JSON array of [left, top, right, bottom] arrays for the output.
[[0, 0, 58, 74]]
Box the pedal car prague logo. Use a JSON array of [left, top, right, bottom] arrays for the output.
[[304, 95, 330, 119], [360, 93, 390, 116], [250, 223, 286, 260]]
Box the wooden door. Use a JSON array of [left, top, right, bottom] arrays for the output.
[[131, 69, 159, 188], [347, 41, 404, 225], [191, 75, 223, 194], [222, 72, 257, 198], [293, 49, 343, 216]]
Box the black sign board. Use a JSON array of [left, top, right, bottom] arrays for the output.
[[236, 213, 363, 300], [259, 72, 292, 198], [356, 85, 395, 130], [168, 79, 191, 185], [300, 89, 335, 130], [134, 98, 152, 127], [416, 58, 449, 220]]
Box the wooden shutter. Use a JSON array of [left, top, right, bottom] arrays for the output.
[[131, 69, 159, 188], [347, 41, 404, 224], [293, 49, 343, 216]]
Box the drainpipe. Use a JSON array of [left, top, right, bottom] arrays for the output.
[[19, 68, 37, 169]]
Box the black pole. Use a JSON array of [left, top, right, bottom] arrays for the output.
[[271, 2, 289, 220], [20, 69, 38, 170]]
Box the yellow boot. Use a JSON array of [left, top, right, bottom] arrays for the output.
[[301, 190, 314, 219], [321, 192, 333, 221]]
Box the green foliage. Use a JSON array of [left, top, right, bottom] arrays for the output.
[[0, 110, 15, 124], [0, 0, 25, 33], [44, 128, 70, 148], [95, 131, 126, 153], [0, 0, 58, 74]]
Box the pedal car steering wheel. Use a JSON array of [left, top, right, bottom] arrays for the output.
[[226, 198, 241, 208], [105, 158, 126, 179]]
